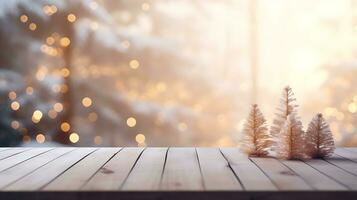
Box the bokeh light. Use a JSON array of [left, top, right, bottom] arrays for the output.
[[69, 132, 80, 143], [82, 97, 92, 107], [36, 134, 45, 143], [135, 133, 145, 144], [126, 117, 137, 127], [60, 122, 71, 132], [1, 0, 357, 148]]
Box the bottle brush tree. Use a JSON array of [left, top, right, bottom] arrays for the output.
[[271, 86, 298, 138], [270, 86, 300, 153], [276, 113, 307, 159], [239, 104, 271, 156], [305, 113, 335, 158]]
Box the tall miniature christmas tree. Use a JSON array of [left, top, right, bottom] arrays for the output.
[[271, 86, 298, 138], [305, 113, 335, 158], [276, 113, 307, 159], [239, 104, 271, 156]]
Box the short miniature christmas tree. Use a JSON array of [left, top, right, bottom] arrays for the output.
[[239, 104, 271, 156]]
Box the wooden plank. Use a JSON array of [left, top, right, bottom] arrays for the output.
[[43, 148, 120, 191], [324, 154, 357, 176], [220, 148, 277, 190], [281, 159, 347, 190], [344, 147, 357, 153], [196, 148, 242, 190], [0, 148, 74, 189], [122, 148, 167, 190], [4, 148, 96, 191], [82, 147, 144, 191], [0, 148, 51, 173], [0, 148, 29, 160], [305, 159, 357, 190], [251, 157, 312, 190], [161, 148, 203, 190], [335, 148, 357, 163]]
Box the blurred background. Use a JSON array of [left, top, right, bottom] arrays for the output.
[[0, 0, 356, 147]]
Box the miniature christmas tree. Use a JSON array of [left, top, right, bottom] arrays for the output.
[[305, 113, 335, 158], [271, 86, 298, 138], [276, 113, 307, 159], [239, 104, 271, 156]]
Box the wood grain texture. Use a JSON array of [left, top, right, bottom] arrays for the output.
[[0, 148, 74, 189], [82, 147, 144, 191], [122, 147, 167, 190], [44, 148, 120, 191], [4, 148, 96, 191], [0, 148, 51, 172], [220, 148, 277, 190], [196, 148, 242, 190], [305, 159, 357, 190], [251, 157, 312, 190], [324, 154, 357, 177], [161, 148, 204, 190], [335, 148, 357, 163], [281, 159, 347, 190], [0, 148, 29, 160], [345, 148, 357, 153], [0, 147, 356, 194]]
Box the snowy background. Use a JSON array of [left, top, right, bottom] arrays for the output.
[[0, 0, 356, 147]]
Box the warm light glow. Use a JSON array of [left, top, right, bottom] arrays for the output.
[[11, 120, 20, 129], [90, 22, 99, 30], [8, 91, 17, 100], [142, 3, 150, 11], [36, 66, 48, 81], [126, 117, 137, 127], [60, 122, 71, 132], [52, 84, 61, 93], [89, 1, 98, 10], [156, 82, 167, 92], [23, 135, 31, 143], [29, 23, 37, 31], [53, 102, 63, 112], [48, 109, 58, 119], [20, 15, 28, 23], [43, 5, 57, 15], [10, 101, 20, 111], [60, 37, 71, 47], [178, 122, 187, 131], [60, 67, 70, 77], [36, 134, 45, 143], [88, 112, 98, 122], [3, 1, 357, 148], [26, 87, 34, 95], [135, 133, 145, 143], [46, 37, 55, 45], [60, 84, 69, 93], [129, 59, 140, 69], [94, 135, 102, 145], [82, 97, 93, 107], [32, 110, 43, 123], [67, 14, 76, 23], [348, 103, 357, 113], [69, 132, 80, 143]]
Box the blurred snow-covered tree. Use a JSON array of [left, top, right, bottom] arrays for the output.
[[0, 0, 240, 146]]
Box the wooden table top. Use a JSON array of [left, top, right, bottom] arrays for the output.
[[0, 147, 356, 199]]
